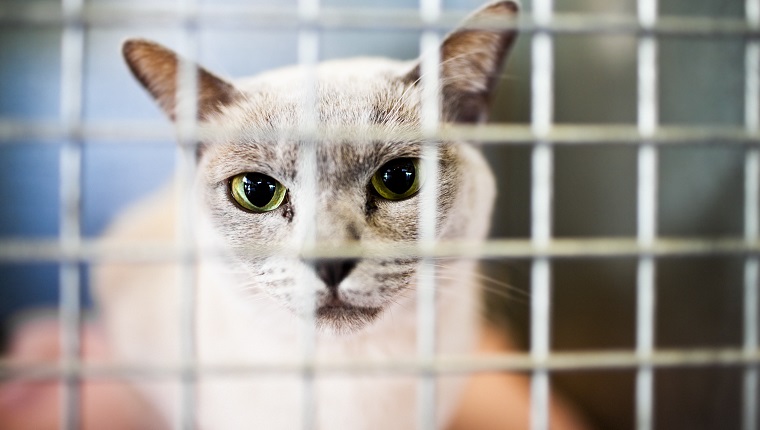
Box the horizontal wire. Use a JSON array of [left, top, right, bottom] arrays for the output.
[[2, 122, 760, 147], [0, 237, 757, 263], [0, 5, 759, 37], [3, 348, 760, 380]]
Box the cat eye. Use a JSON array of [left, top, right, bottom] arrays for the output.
[[230, 172, 287, 213], [371, 158, 423, 200]]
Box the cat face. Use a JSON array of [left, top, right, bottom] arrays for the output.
[[122, 1, 518, 333], [197, 63, 465, 332]]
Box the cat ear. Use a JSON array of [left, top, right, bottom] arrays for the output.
[[122, 39, 243, 122], [406, 0, 519, 123]]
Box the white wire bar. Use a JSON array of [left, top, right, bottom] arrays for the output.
[[745, 172, 760, 430], [296, 0, 320, 422], [3, 4, 760, 37], [745, 2, 760, 429], [530, 258, 551, 430], [175, 0, 201, 426], [3, 121, 760, 147], [635, 0, 658, 428], [58, 0, 84, 428], [3, 237, 759, 264], [5, 348, 760, 381], [530, 0, 554, 428], [417, 0, 441, 424]]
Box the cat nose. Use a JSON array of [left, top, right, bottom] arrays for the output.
[[314, 259, 358, 289]]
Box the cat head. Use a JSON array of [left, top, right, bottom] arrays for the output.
[[122, 1, 518, 334]]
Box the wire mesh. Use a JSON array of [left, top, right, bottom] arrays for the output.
[[0, 0, 757, 429]]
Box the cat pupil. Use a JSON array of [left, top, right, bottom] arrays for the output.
[[381, 159, 416, 194], [242, 173, 277, 207]]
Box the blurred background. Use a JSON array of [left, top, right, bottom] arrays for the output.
[[0, 0, 750, 428]]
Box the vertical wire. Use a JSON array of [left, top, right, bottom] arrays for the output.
[[636, 0, 658, 429], [59, 0, 84, 428], [744, 1, 760, 429], [417, 0, 441, 430], [417, 27, 441, 430], [531, 1, 554, 429], [176, 0, 200, 428], [297, 0, 320, 427], [745, 151, 760, 430], [529, 258, 551, 430], [418, 0, 441, 428]]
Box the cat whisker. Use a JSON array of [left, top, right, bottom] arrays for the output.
[[409, 263, 529, 305], [427, 274, 528, 306], [429, 263, 530, 299]]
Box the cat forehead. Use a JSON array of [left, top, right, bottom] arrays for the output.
[[198, 58, 431, 184], [240, 57, 413, 87], [214, 57, 421, 131]]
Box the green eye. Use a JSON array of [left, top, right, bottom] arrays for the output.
[[371, 158, 423, 200], [230, 172, 287, 212]]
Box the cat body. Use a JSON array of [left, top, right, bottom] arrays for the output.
[[94, 2, 518, 428], [98, 134, 489, 430]]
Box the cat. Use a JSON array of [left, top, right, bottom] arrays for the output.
[[93, 1, 518, 428]]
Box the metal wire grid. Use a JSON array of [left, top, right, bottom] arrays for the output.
[[0, 1, 759, 430]]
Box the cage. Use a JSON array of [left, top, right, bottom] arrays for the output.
[[0, 0, 756, 429]]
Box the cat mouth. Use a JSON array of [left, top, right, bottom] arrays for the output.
[[314, 295, 382, 333]]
